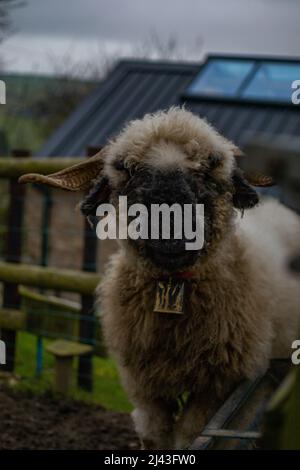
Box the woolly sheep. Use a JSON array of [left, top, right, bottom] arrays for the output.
[[20, 108, 300, 449]]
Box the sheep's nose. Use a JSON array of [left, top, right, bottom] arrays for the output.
[[146, 238, 187, 254], [142, 171, 195, 207], [139, 173, 199, 251]]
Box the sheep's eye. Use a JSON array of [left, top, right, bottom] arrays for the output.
[[207, 153, 222, 170], [113, 159, 126, 172], [127, 164, 136, 177], [113, 159, 136, 177]]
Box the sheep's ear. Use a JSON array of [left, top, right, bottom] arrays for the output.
[[227, 141, 275, 187], [80, 176, 111, 218], [18, 150, 105, 191], [232, 169, 259, 210]]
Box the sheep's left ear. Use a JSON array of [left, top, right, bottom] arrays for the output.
[[232, 169, 259, 210], [80, 176, 111, 220]]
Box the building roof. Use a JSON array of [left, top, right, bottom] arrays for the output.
[[38, 55, 300, 157], [38, 60, 197, 157]]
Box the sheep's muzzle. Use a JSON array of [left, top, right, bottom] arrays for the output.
[[124, 168, 202, 270]]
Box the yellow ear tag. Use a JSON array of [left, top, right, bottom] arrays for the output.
[[154, 278, 185, 314]]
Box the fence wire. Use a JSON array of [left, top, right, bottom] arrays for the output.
[[0, 184, 122, 406]]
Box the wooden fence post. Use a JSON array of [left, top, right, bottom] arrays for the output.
[[1, 149, 30, 371], [77, 147, 100, 391]]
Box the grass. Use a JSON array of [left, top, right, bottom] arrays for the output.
[[14, 331, 132, 413]]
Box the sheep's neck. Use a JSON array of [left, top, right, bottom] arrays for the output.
[[131, 230, 244, 287]]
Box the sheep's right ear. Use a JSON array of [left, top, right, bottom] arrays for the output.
[[232, 169, 259, 210], [229, 143, 275, 187], [18, 150, 105, 191]]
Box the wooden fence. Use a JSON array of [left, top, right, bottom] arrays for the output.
[[0, 150, 101, 392]]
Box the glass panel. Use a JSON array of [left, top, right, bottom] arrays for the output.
[[187, 59, 255, 97], [243, 62, 300, 102]]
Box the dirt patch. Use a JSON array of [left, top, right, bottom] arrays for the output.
[[0, 386, 139, 450]]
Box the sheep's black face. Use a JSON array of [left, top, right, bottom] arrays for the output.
[[120, 167, 197, 269], [81, 133, 259, 272], [114, 162, 232, 271]]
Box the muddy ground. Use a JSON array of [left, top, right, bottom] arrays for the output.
[[0, 386, 139, 450]]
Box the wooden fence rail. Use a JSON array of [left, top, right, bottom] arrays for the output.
[[0, 157, 85, 178], [0, 262, 100, 295]]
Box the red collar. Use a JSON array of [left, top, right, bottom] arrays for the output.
[[157, 271, 195, 280]]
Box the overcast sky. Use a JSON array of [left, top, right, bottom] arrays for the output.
[[2, 0, 300, 75]]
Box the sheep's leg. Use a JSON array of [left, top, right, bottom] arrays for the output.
[[131, 398, 176, 450], [174, 393, 222, 450]]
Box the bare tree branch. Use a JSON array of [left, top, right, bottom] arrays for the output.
[[0, 0, 23, 44]]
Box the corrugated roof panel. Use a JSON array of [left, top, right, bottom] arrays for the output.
[[283, 111, 300, 136], [38, 63, 129, 156], [96, 73, 178, 142], [224, 107, 254, 142], [38, 60, 198, 157], [186, 100, 300, 146], [67, 71, 149, 154], [37, 57, 300, 158]]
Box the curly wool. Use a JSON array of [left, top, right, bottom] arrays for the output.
[[98, 108, 300, 449]]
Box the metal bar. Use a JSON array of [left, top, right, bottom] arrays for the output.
[[35, 336, 43, 377], [201, 429, 261, 440], [1, 149, 29, 371], [35, 188, 53, 377], [190, 375, 265, 450], [204, 376, 264, 430], [78, 146, 100, 392], [190, 360, 290, 450]]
